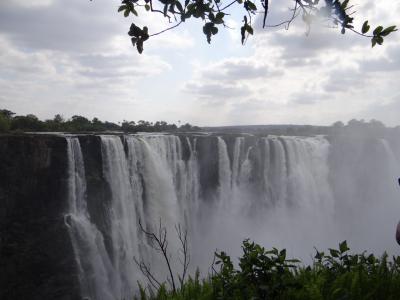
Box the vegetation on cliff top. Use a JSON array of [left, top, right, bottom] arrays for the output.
[[1, 108, 400, 137], [0, 109, 200, 133]]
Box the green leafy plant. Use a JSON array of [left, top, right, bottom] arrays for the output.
[[135, 240, 400, 300]]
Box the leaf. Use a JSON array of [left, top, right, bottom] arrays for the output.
[[240, 26, 246, 45], [279, 249, 286, 261], [371, 37, 377, 47], [216, 12, 225, 19], [163, 4, 168, 17], [381, 25, 397, 37], [362, 20, 370, 34], [211, 26, 218, 35], [128, 23, 142, 37], [124, 9, 130, 17], [118, 5, 127, 12], [341, 0, 349, 9], [329, 248, 340, 258], [136, 39, 144, 54], [246, 25, 253, 35], [175, 1, 184, 13], [208, 12, 215, 22], [203, 23, 214, 43], [131, 37, 138, 46], [339, 241, 349, 253], [246, 0, 257, 11], [373, 26, 383, 35], [145, 4, 150, 11]]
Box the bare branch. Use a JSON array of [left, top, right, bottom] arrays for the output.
[[133, 256, 162, 291], [220, 0, 237, 11], [261, 0, 269, 28], [150, 21, 183, 37], [175, 224, 190, 287], [137, 219, 177, 293]]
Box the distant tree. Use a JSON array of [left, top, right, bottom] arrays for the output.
[[332, 121, 344, 128], [347, 118, 365, 128], [53, 114, 65, 124], [368, 119, 385, 129], [11, 114, 44, 131], [122, 120, 137, 132], [0, 109, 15, 119], [0, 109, 14, 132], [0, 109, 198, 133], [103, 121, 121, 131], [179, 122, 200, 131], [68, 115, 92, 131], [0, 114, 10, 132], [113, 0, 397, 53]]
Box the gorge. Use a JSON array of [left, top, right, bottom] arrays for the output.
[[1, 131, 400, 300]]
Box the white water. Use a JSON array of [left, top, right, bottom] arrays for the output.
[[65, 133, 400, 299], [65, 137, 117, 300]]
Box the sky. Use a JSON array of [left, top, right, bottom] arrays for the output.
[[0, 0, 399, 126]]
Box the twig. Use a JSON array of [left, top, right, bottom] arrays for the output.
[[150, 21, 183, 37]]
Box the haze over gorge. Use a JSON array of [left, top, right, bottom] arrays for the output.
[[0, 124, 399, 299]]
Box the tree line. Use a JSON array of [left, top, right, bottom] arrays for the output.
[[0, 109, 201, 133]]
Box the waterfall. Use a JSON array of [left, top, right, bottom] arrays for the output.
[[100, 135, 141, 299], [231, 137, 244, 188], [65, 137, 117, 300], [217, 137, 232, 207], [63, 133, 400, 299]]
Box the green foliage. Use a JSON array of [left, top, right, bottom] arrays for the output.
[[136, 240, 400, 300], [112, 0, 397, 53], [0, 108, 199, 133], [370, 25, 398, 47]]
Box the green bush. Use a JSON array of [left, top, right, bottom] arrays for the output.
[[135, 240, 400, 300]]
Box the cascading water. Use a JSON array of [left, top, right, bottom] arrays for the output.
[[65, 137, 117, 300], [64, 133, 400, 299]]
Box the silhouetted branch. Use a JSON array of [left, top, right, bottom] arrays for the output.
[[176, 224, 190, 286], [136, 219, 191, 293]]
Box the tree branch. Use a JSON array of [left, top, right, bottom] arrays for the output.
[[150, 21, 183, 37]]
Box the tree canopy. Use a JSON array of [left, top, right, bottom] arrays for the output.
[[112, 0, 397, 53], [0, 109, 200, 133]]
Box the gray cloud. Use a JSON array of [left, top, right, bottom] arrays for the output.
[[181, 56, 284, 105], [290, 91, 329, 105], [270, 29, 364, 63], [184, 82, 250, 100], [0, 0, 124, 53], [76, 53, 170, 79], [201, 59, 283, 82], [360, 44, 400, 73], [363, 96, 400, 126], [322, 68, 366, 93]]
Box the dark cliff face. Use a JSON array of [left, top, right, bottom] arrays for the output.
[[196, 136, 219, 202], [0, 135, 80, 300]]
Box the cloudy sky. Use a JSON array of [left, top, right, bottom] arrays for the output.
[[0, 0, 399, 126]]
